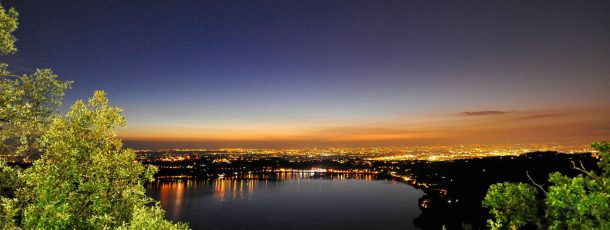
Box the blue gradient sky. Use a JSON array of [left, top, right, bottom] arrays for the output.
[[4, 0, 610, 148]]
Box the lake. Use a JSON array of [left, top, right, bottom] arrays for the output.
[[146, 173, 424, 230]]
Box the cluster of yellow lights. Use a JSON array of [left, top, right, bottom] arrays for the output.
[[126, 143, 596, 163]]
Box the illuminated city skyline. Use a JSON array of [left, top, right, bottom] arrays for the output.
[[133, 143, 593, 162]]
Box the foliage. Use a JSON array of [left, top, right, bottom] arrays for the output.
[[0, 3, 188, 229], [0, 196, 20, 229], [0, 67, 72, 156], [118, 205, 189, 230], [18, 91, 187, 229], [482, 182, 539, 229], [483, 141, 610, 229], [543, 141, 610, 229], [0, 161, 23, 199], [0, 3, 71, 157], [0, 4, 18, 55], [0, 161, 24, 229]]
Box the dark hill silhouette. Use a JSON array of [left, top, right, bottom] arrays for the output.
[[401, 151, 597, 229]]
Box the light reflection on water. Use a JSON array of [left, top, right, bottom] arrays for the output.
[[147, 173, 423, 230]]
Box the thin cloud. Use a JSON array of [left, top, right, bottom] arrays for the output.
[[461, 111, 508, 116], [521, 113, 564, 120]]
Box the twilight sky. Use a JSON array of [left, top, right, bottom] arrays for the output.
[[4, 0, 610, 148]]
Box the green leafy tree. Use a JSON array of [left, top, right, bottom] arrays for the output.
[[0, 4, 71, 229], [119, 206, 189, 230], [0, 4, 18, 55], [543, 142, 610, 229], [482, 182, 539, 229], [0, 3, 71, 157], [0, 3, 188, 229], [19, 91, 187, 229], [483, 142, 610, 229], [0, 161, 23, 229], [0, 67, 72, 156], [0, 4, 71, 228]]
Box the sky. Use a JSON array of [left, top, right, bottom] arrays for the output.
[[3, 0, 610, 148]]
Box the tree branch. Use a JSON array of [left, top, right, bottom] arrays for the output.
[[526, 171, 547, 194]]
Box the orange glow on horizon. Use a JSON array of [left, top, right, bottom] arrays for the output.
[[119, 106, 610, 146]]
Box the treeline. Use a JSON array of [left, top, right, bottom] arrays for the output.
[[482, 142, 609, 230], [399, 151, 599, 229]]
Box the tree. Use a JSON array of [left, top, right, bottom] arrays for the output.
[[0, 160, 23, 229], [543, 142, 610, 229], [482, 182, 539, 229], [0, 3, 188, 229], [0, 4, 72, 228], [0, 4, 18, 55], [0, 67, 71, 156], [19, 91, 187, 229], [0, 3, 71, 157], [483, 142, 610, 229]]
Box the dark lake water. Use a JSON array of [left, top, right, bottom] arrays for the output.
[[146, 174, 424, 230]]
